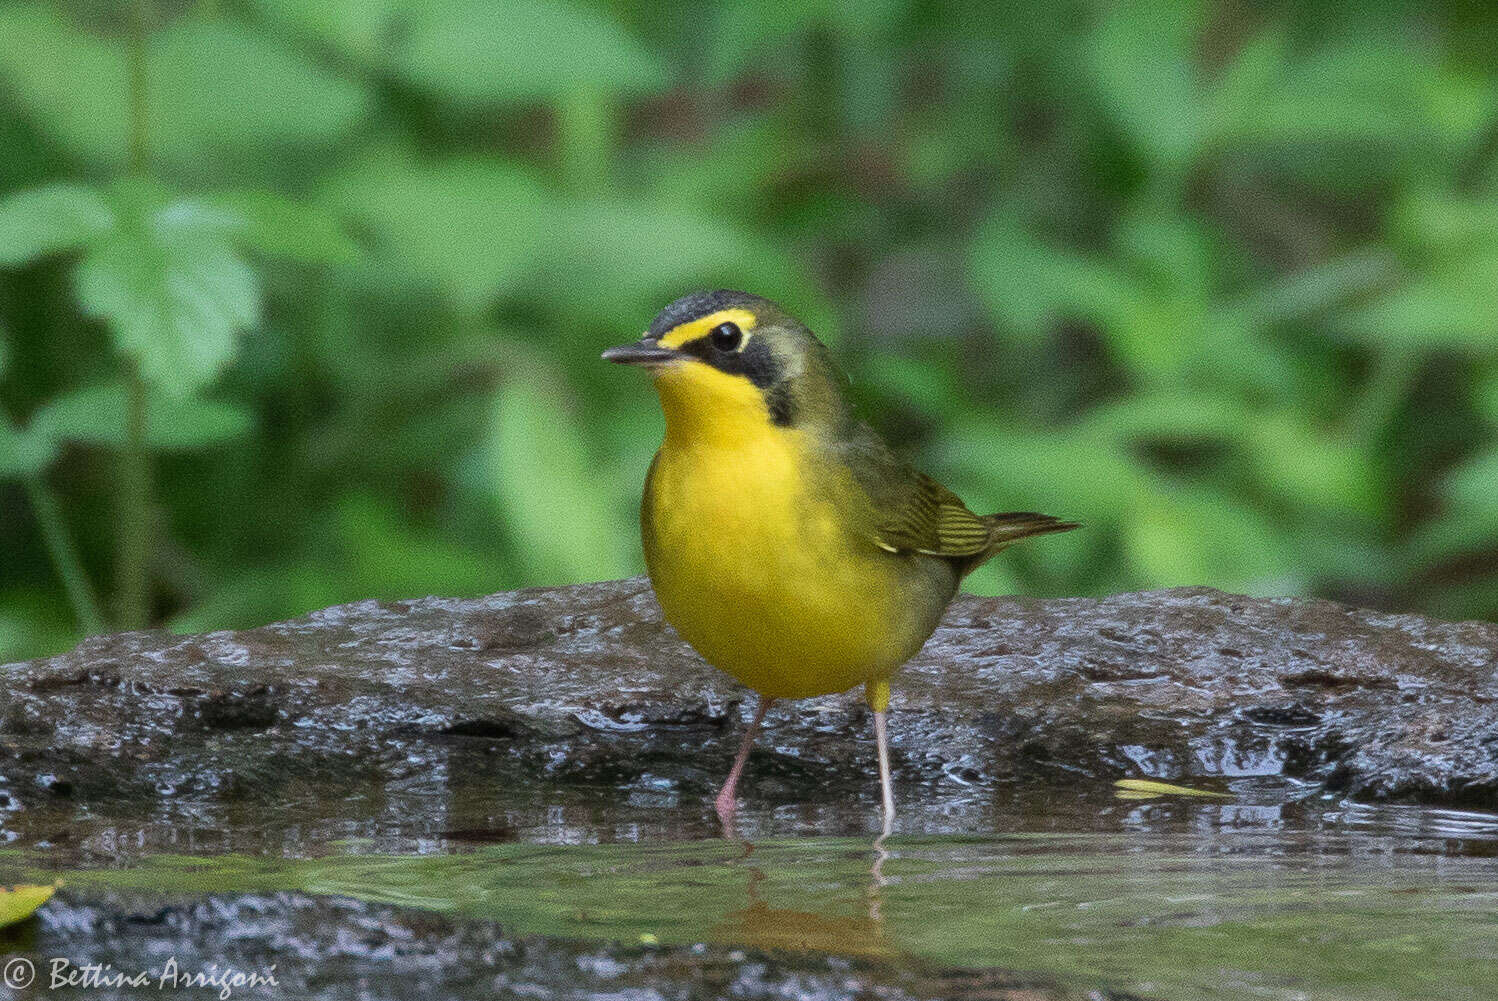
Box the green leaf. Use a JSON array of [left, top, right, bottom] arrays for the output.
[[250, 0, 405, 63], [1392, 190, 1498, 253], [1123, 488, 1296, 594], [257, 0, 672, 111], [1230, 250, 1395, 329], [1444, 448, 1498, 515], [0, 589, 76, 662], [0, 421, 57, 477], [860, 355, 961, 420], [149, 196, 248, 243], [30, 383, 254, 451], [1208, 28, 1289, 136], [1084, 2, 1204, 170], [1212, 35, 1484, 163], [202, 190, 360, 267], [168, 563, 364, 635], [390, 0, 667, 107], [1339, 252, 1498, 351], [534, 198, 808, 324], [1079, 392, 1254, 443], [0, 6, 368, 170], [703, 0, 906, 85], [1114, 778, 1232, 799], [967, 211, 1130, 340], [150, 19, 370, 165], [1244, 413, 1382, 520], [1404, 507, 1498, 568], [334, 494, 504, 599], [322, 153, 553, 312], [73, 196, 261, 396], [940, 424, 1144, 524], [0, 882, 56, 926], [0, 183, 114, 266], [1114, 210, 1212, 294], [485, 365, 633, 585], [702, 1, 834, 83], [0, 4, 128, 166], [1477, 368, 1498, 426]]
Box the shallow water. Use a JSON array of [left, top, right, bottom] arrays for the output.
[[12, 777, 1498, 865], [4, 787, 1497, 1001]]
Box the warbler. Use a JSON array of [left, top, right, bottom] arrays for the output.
[[603, 290, 1076, 829]]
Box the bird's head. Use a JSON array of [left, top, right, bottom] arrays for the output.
[[603, 290, 843, 443]]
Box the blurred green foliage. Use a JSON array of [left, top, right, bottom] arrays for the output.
[[2, 0, 1496, 661]]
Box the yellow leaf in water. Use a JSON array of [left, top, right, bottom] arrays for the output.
[[1114, 779, 1232, 799], [0, 883, 58, 927]]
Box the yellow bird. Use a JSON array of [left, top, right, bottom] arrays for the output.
[[604, 290, 1076, 829]]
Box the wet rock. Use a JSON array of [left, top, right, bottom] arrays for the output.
[[195, 686, 280, 731], [1, 580, 1495, 844], [5, 890, 1129, 1001]]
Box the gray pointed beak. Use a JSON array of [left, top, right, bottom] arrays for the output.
[[601, 339, 679, 366]]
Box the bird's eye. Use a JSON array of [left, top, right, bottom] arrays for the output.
[[710, 322, 743, 352]]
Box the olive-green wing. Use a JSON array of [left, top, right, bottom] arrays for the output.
[[873, 473, 991, 557], [830, 419, 1077, 567]]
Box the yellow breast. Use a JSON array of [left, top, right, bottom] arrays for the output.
[[640, 362, 912, 699]]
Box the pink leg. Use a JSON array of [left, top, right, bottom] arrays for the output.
[[715, 696, 775, 828]]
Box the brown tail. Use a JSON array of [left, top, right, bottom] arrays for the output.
[[961, 512, 1079, 575]]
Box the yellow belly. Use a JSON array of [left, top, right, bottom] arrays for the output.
[[642, 432, 913, 699]]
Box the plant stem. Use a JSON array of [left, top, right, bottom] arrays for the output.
[[556, 86, 612, 196], [116, 367, 152, 629], [116, 0, 153, 629], [129, 0, 150, 175], [24, 475, 107, 635]]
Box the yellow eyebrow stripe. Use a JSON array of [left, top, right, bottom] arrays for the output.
[[657, 308, 758, 349]]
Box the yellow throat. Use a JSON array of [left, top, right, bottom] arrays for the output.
[[641, 327, 912, 700]]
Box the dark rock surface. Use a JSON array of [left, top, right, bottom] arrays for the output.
[[1, 891, 1137, 1001], [2, 578, 1496, 851]]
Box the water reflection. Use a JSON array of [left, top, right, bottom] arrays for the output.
[[8, 773, 1498, 864], [5, 828, 1498, 1001], [713, 850, 893, 958]]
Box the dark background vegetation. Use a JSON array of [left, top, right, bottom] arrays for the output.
[[1, 0, 1496, 661]]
